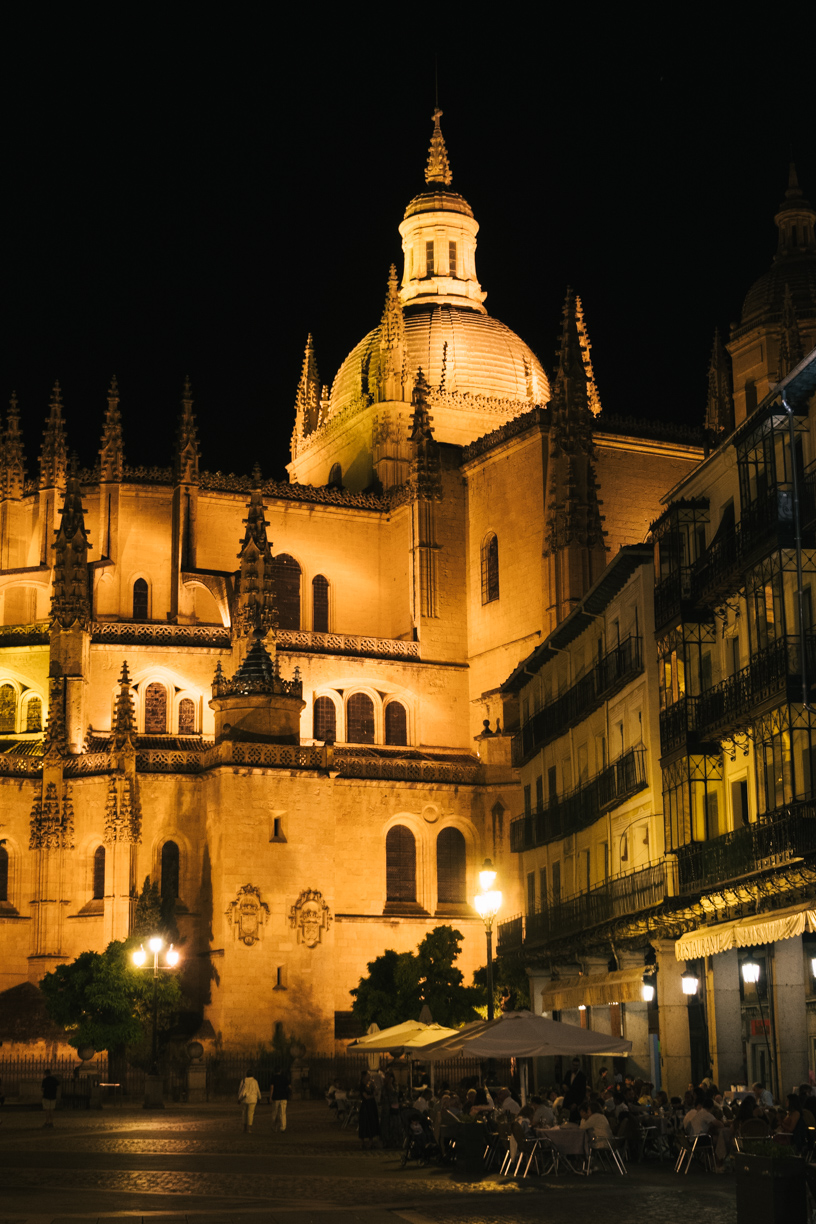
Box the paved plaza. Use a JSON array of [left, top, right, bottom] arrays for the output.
[[0, 1100, 738, 1224]]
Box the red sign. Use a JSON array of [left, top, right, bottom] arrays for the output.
[[750, 1019, 770, 1037]]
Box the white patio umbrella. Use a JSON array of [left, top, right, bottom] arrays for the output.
[[348, 1020, 461, 1092], [420, 1010, 633, 1058]]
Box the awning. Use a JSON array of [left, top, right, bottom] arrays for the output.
[[675, 902, 816, 961], [540, 966, 646, 1012]]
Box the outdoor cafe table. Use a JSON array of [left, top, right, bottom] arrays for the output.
[[535, 1126, 589, 1173]]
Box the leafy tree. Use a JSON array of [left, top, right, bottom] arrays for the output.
[[133, 875, 179, 943], [40, 938, 184, 1060], [351, 925, 483, 1030], [473, 954, 530, 1016]]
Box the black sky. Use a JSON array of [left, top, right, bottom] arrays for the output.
[[4, 16, 815, 480]]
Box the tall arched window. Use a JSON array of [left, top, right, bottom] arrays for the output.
[[436, 827, 467, 904], [25, 696, 42, 732], [329, 464, 342, 488], [386, 825, 416, 902], [92, 846, 106, 900], [144, 682, 168, 734], [161, 841, 180, 906], [312, 575, 329, 633], [347, 693, 375, 744], [178, 698, 196, 734], [313, 696, 336, 742], [133, 578, 149, 620], [272, 554, 301, 630], [385, 701, 407, 746], [0, 684, 15, 734], [0, 845, 8, 902], [481, 533, 499, 604]]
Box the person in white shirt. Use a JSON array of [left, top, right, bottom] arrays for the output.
[[580, 1101, 615, 1146], [238, 1069, 262, 1133], [532, 1098, 555, 1128]]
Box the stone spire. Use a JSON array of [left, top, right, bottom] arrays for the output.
[[575, 296, 602, 417], [777, 283, 804, 382], [704, 329, 734, 440], [292, 335, 321, 457], [2, 392, 26, 500], [233, 485, 278, 639], [378, 265, 406, 401], [99, 376, 124, 482], [111, 660, 136, 749], [425, 108, 452, 187], [775, 162, 816, 258], [50, 456, 92, 629], [174, 377, 199, 484], [39, 381, 68, 490], [543, 289, 607, 627], [409, 369, 442, 500]]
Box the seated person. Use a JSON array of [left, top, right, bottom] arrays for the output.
[[517, 1103, 537, 1134], [684, 1096, 721, 1139], [752, 1082, 774, 1109], [531, 1096, 555, 1128], [580, 1099, 615, 1146], [562, 1105, 583, 1129], [493, 1087, 520, 1116], [778, 1093, 806, 1152]]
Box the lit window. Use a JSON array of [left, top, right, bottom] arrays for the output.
[[178, 698, 196, 735], [144, 682, 168, 734], [0, 684, 15, 733], [272, 554, 301, 631], [26, 697, 42, 732]]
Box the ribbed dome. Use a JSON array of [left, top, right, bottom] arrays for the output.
[[404, 189, 474, 220], [329, 305, 549, 420], [739, 255, 816, 331]]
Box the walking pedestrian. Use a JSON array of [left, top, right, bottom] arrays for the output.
[[41, 1068, 59, 1127], [238, 1069, 262, 1133], [270, 1067, 291, 1132]]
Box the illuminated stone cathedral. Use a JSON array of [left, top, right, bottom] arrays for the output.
[[8, 110, 800, 1059]]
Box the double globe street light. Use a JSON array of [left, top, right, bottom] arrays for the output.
[[474, 859, 502, 1021], [132, 936, 180, 1109]]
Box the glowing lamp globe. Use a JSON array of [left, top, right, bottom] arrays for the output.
[[166, 946, 180, 967], [641, 974, 656, 1003], [474, 890, 502, 922], [148, 936, 163, 954], [478, 858, 497, 892], [681, 971, 699, 996], [132, 946, 147, 967], [741, 959, 761, 984]]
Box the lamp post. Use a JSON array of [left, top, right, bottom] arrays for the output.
[[132, 936, 180, 1108], [474, 858, 502, 1021], [742, 955, 775, 1100]]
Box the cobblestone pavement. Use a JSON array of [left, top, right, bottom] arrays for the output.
[[0, 1101, 738, 1224]]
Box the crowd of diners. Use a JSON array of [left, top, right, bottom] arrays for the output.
[[325, 1063, 816, 1165]]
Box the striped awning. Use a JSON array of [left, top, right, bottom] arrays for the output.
[[675, 902, 816, 961]]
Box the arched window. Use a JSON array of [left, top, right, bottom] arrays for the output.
[[0, 845, 8, 902], [312, 575, 329, 633], [481, 533, 499, 604], [161, 841, 180, 906], [25, 696, 43, 732], [272, 554, 301, 630], [313, 696, 336, 742], [329, 463, 342, 488], [436, 827, 467, 904], [386, 825, 416, 902], [178, 698, 196, 734], [133, 578, 149, 620], [385, 701, 407, 746], [92, 846, 106, 900], [347, 693, 375, 744], [144, 682, 168, 734], [0, 684, 15, 734]]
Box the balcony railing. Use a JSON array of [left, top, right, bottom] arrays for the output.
[[497, 861, 668, 951], [654, 568, 694, 630], [512, 637, 643, 766], [660, 634, 816, 754], [675, 801, 816, 895], [509, 747, 648, 852]]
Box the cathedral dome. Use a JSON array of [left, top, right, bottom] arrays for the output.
[[736, 164, 816, 336], [329, 304, 549, 419]]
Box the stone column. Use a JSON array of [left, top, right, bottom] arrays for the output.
[[772, 937, 807, 1095], [623, 1001, 651, 1081], [709, 948, 744, 1090], [654, 939, 692, 1098]]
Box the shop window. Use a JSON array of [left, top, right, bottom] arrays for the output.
[[386, 825, 416, 902], [347, 693, 375, 744], [144, 682, 168, 734], [436, 827, 466, 904], [384, 701, 407, 746], [313, 696, 336, 742]]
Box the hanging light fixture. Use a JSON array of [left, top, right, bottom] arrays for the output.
[[641, 971, 656, 1003], [681, 970, 699, 996], [810, 956, 816, 979], [741, 958, 761, 985]]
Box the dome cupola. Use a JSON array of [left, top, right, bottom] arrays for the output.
[[398, 110, 487, 313]]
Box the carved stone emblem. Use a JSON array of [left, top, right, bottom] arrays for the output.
[[226, 884, 269, 946], [289, 888, 332, 948]]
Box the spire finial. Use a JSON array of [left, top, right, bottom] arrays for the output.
[[100, 375, 124, 482], [425, 108, 452, 187], [574, 296, 602, 418], [174, 376, 199, 484]]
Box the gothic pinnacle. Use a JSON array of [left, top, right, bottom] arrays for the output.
[[100, 375, 124, 481], [174, 376, 200, 484], [39, 380, 68, 490], [3, 391, 26, 499], [425, 108, 452, 187]]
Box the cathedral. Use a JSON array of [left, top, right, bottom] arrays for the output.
[[3, 109, 791, 1058]]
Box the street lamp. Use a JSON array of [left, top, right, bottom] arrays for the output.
[[681, 970, 699, 996], [741, 954, 774, 1099], [132, 936, 180, 1109], [474, 858, 502, 1021], [641, 971, 656, 1003]]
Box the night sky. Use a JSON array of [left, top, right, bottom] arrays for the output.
[[4, 18, 815, 481]]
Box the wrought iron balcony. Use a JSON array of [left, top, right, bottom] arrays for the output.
[[659, 694, 700, 756], [512, 637, 643, 766], [509, 747, 648, 852], [675, 801, 816, 895], [497, 862, 668, 952], [654, 568, 695, 630]]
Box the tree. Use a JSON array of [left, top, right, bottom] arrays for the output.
[[133, 875, 179, 942], [350, 925, 484, 1030], [473, 954, 530, 1016], [40, 938, 184, 1060]]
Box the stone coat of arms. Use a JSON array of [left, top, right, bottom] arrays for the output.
[[226, 884, 269, 946], [289, 888, 332, 948]]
